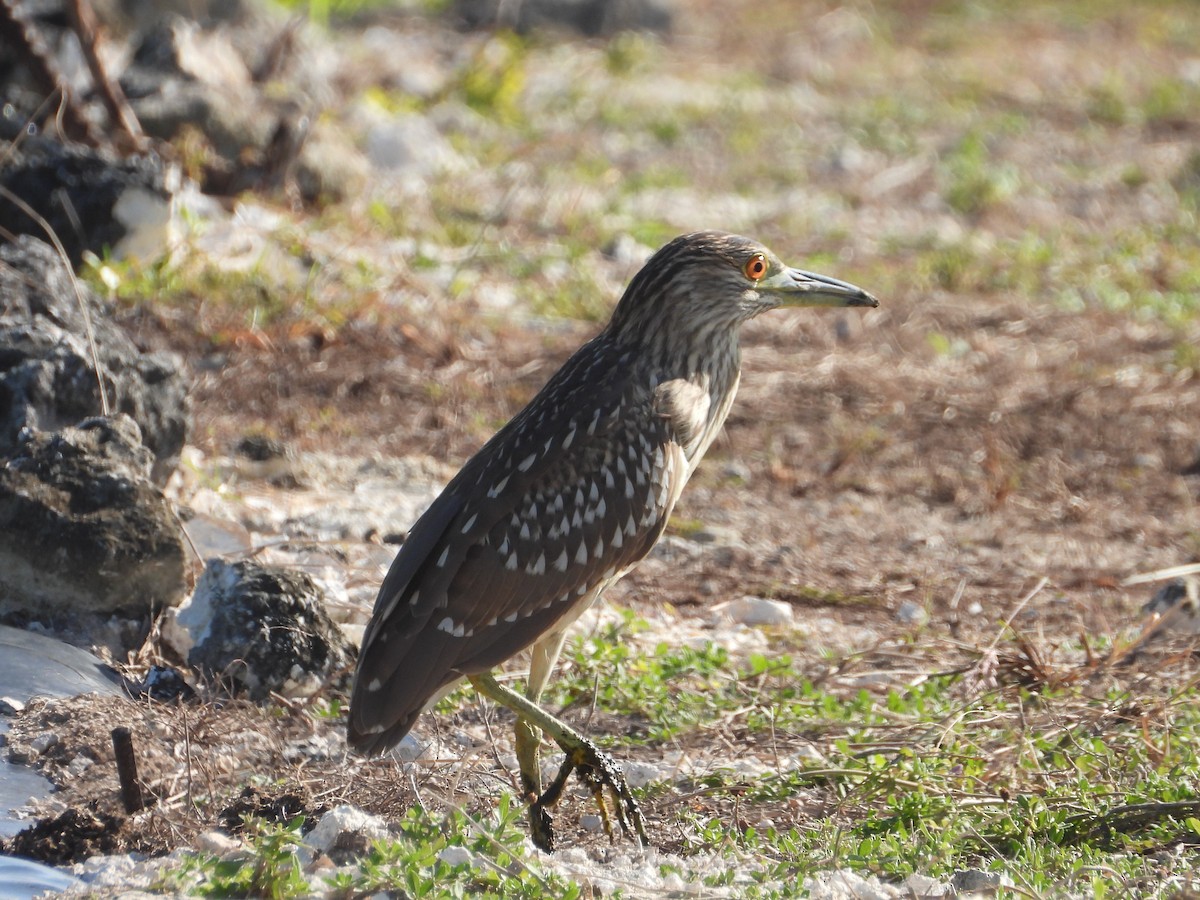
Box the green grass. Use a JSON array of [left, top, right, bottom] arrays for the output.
[[171, 609, 1200, 898], [169, 799, 589, 899]]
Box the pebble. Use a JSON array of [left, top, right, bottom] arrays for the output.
[[579, 814, 605, 833], [30, 733, 58, 754], [711, 596, 794, 627], [621, 760, 668, 789], [196, 830, 243, 855], [895, 600, 929, 625], [437, 846, 475, 867], [951, 869, 1008, 894], [305, 805, 390, 854]]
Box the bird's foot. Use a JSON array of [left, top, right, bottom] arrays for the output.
[[527, 735, 648, 852]]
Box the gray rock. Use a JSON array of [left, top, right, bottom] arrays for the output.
[[0, 236, 189, 481], [164, 559, 354, 700], [711, 596, 794, 627], [0, 141, 176, 266], [0, 415, 187, 620]]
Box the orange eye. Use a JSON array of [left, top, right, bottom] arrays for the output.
[[744, 254, 768, 281]]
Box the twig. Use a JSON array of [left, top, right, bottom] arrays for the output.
[[63, 0, 146, 152], [0, 0, 101, 145]]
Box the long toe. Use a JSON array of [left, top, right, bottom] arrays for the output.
[[564, 739, 649, 846]]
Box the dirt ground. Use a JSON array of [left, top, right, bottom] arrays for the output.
[[3, 0, 1200, 880]]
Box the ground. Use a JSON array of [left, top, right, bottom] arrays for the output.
[[4, 0, 1200, 897]]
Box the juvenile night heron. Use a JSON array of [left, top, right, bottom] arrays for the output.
[[349, 231, 877, 850]]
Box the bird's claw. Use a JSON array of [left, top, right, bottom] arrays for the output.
[[528, 736, 648, 852]]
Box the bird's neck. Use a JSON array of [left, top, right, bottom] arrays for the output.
[[628, 328, 743, 463]]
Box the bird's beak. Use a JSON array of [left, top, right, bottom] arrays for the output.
[[760, 266, 879, 308]]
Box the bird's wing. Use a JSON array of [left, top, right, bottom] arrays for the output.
[[349, 340, 689, 753]]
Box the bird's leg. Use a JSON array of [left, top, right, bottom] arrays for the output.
[[512, 629, 568, 846], [469, 671, 649, 852]]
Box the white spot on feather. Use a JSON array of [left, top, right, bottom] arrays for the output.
[[562, 428, 576, 450], [518, 453, 537, 472], [506, 552, 519, 570], [368, 678, 383, 691], [437, 547, 450, 567], [575, 542, 588, 565], [528, 552, 546, 575], [460, 512, 477, 533], [488, 474, 510, 498], [554, 549, 569, 572]]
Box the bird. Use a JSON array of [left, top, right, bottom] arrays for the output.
[[348, 231, 878, 850]]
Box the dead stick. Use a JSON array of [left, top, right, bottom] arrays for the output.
[[111, 726, 144, 814], [63, 0, 146, 151]]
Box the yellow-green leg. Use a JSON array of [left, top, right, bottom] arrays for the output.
[[469, 670, 649, 852]]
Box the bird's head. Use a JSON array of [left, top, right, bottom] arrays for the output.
[[607, 231, 877, 353]]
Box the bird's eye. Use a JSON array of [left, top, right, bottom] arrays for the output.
[[743, 254, 768, 282]]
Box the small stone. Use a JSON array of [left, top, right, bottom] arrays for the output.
[[579, 814, 605, 833], [30, 733, 58, 754], [196, 831, 243, 855], [622, 760, 667, 789], [365, 114, 466, 176], [895, 600, 929, 625], [951, 869, 1004, 893], [65, 755, 94, 777], [712, 596, 793, 627], [437, 846, 474, 867], [393, 732, 427, 762], [304, 805, 390, 855]]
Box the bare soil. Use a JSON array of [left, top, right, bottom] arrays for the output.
[[3, 0, 1200, 879]]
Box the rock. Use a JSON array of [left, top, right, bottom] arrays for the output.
[[438, 846, 475, 867], [711, 596, 794, 628], [895, 599, 929, 626], [950, 869, 1007, 894], [0, 236, 189, 481], [163, 559, 354, 700], [802, 870, 903, 899], [0, 415, 188, 620], [621, 760, 667, 789], [452, 0, 673, 36], [303, 805, 389, 862], [364, 113, 467, 177], [122, 16, 271, 161], [194, 830, 243, 855], [0, 141, 177, 266]]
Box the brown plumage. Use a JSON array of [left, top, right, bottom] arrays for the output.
[[348, 231, 877, 846]]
